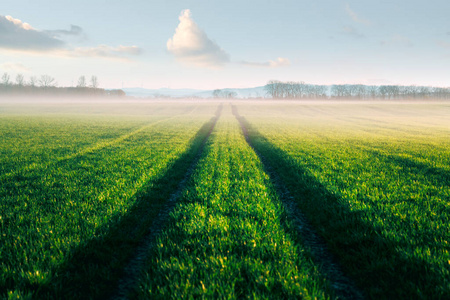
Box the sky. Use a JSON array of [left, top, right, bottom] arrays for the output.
[[0, 0, 449, 89]]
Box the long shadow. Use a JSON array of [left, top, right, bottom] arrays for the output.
[[231, 105, 449, 299], [365, 149, 450, 184], [23, 105, 222, 299]]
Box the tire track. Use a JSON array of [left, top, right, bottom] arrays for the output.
[[231, 104, 364, 300], [109, 103, 223, 300]]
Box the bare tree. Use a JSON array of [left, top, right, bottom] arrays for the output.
[[1, 73, 10, 86], [15, 74, 25, 86], [77, 76, 86, 88], [28, 76, 37, 87], [265, 80, 281, 98], [39, 75, 56, 88], [90, 75, 99, 88], [225, 91, 237, 98], [212, 89, 221, 98]]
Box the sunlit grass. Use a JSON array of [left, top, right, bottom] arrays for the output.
[[0, 102, 218, 298], [238, 101, 450, 299], [136, 108, 332, 299], [2, 100, 449, 299]]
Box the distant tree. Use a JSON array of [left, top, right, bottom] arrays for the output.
[[15, 74, 25, 86], [367, 85, 378, 99], [1, 73, 10, 86], [212, 89, 237, 98], [108, 89, 126, 97], [226, 91, 237, 98], [213, 89, 221, 98], [77, 76, 86, 88], [28, 76, 37, 87], [39, 75, 56, 88], [265, 80, 280, 98], [90, 75, 99, 88]]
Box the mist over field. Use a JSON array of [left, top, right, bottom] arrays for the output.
[[2, 0, 450, 298]]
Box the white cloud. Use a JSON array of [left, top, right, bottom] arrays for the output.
[[0, 15, 64, 51], [240, 57, 291, 68], [167, 9, 230, 68], [0, 62, 31, 72], [345, 4, 370, 25], [0, 15, 141, 61], [5, 15, 34, 30]]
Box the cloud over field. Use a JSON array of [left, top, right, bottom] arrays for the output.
[[0, 15, 65, 51], [167, 9, 230, 68], [0, 15, 142, 60]]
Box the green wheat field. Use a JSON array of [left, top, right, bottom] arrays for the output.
[[1, 100, 449, 299]]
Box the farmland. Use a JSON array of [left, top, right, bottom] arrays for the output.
[[134, 109, 332, 299], [0, 101, 219, 298], [236, 101, 450, 299], [1, 99, 449, 299]]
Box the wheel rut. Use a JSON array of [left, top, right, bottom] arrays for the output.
[[109, 104, 223, 300], [231, 104, 364, 300]]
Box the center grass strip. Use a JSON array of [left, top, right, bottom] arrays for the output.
[[134, 108, 332, 299]]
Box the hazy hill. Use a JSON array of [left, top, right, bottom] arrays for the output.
[[123, 86, 267, 98]]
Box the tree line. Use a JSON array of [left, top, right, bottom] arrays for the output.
[[0, 73, 125, 97], [212, 89, 238, 99], [265, 80, 450, 100]]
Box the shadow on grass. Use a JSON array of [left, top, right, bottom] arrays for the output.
[[366, 149, 450, 184], [26, 107, 222, 299], [232, 106, 448, 299]]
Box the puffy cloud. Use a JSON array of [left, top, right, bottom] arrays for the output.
[[4, 15, 34, 30], [0, 15, 142, 61], [0, 15, 65, 51], [345, 4, 370, 25], [167, 9, 230, 68], [239, 57, 291, 68]]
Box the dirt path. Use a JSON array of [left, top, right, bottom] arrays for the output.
[[231, 104, 364, 300]]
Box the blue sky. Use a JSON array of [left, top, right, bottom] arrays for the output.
[[0, 0, 449, 89]]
